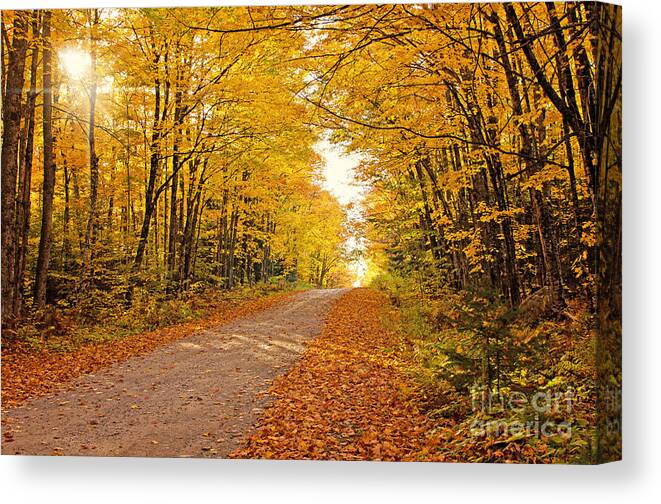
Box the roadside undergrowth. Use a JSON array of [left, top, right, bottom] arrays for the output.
[[381, 279, 600, 464], [2, 286, 300, 408]]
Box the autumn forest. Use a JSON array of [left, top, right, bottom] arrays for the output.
[[1, 2, 621, 464]]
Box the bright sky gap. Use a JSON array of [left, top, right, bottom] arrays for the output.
[[314, 137, 368, 288]]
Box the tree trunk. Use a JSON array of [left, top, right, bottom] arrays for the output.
[[167, 65, 183, 276], [133, 51, 162, 271], [33, 11, 55, 309], [82, 9, 100, 281], [13, 11, 40, 315], [1, 10, 30, 324]]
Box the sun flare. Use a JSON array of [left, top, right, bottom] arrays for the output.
[[59, 48, 91, 79]]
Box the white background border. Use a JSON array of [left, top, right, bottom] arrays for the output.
[[2, 0, 658, 502]]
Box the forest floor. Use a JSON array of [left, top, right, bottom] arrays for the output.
[[2, 289, 346, 456]]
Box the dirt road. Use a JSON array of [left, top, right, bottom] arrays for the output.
[[2, 289, 347, 457]]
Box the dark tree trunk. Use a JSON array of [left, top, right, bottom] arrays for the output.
[[82, 9, 100, 281], [33, 11, 55, 309], [225, 208, 239, 289], [490, 9, 564, 309], [133, 48, 162, 272], [62, 153, 71, 263], [167, 64, 183, 277], [1, 10, 30, 324], [13, 11, 40, 315]]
